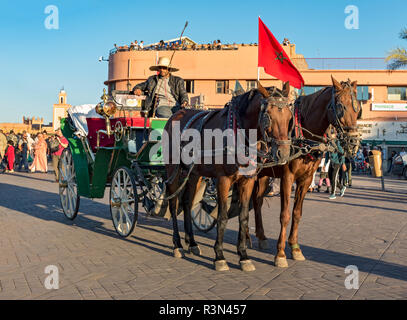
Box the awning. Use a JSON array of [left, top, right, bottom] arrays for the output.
[[362, 140, 407, 146]]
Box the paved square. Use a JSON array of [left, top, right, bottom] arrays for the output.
[[0, 170, 406, 300]]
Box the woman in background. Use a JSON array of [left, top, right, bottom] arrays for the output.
[[29, 133, 48, 173]]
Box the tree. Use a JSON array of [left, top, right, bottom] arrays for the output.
[[386, 28, 407, 70]]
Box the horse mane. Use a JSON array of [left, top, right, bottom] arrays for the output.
[[232, 86, 284, 118], [296, 86, 331, 122]]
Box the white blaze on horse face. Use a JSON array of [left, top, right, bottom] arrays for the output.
[[44, 5, 59, 30], [344, 5, 359, 30], [181, 129, 201, 165]]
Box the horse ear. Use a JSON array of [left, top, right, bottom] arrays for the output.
[[351, 80, 358, 91], [282, 81, 290, 97], [256, 81, 270, 98], [331, 75, 342, 92]]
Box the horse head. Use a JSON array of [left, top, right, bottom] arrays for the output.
[[329, 76, 362, 157], [256, 81, 293, 164]]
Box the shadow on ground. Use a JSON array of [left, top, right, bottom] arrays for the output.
[[0, 181, 406, 281]]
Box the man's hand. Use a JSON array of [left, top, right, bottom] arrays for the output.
[[181, 101, 188, 108], [134, 89, 142, 96]]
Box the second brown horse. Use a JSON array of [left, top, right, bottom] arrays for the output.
[[252, 76, 361, 268]]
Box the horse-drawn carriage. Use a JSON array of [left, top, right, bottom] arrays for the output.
[[58, 89, 225, 236], [58, 77, 362, 271]]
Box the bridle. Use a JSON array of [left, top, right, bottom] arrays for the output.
[[327, 80, 361, 156], [257, 88, 293, 163]]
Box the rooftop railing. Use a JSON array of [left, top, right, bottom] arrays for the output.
[[292, 57, 406, 70]]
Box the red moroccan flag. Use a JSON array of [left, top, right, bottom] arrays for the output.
[[258, 17, 304, 89]]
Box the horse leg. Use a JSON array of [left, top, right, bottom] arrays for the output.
[[237, 177, 256, 271], [252, 176, 270, 250], [213, 176, 232, 271], [275, 172, 294, 268], [245, 227, 253, 249], [167, 174, 184, 258], [182, 175, 202, 256], [288, 174, 314, 262]]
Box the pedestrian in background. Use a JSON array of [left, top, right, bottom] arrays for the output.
[[309, 171, 317, 192], [387, 151, 396, 174], [328, 133, 346, 200], [344, 157, 352, 187], [18, 131, 29, 172], [0, 129, 7, 160], [51, 129, 68, 182], [317, 153, 331, 193], [14, 133, 22, 169], [5, 140, 15, 173], [29, 133, 48, 173]]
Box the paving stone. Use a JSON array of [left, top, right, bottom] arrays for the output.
[[0, 172, 406, 299]]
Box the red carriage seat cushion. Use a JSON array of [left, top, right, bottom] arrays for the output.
[[86, 117, 150, 152]]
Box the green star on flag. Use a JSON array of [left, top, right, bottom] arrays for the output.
[[275, 51, 287, 63]]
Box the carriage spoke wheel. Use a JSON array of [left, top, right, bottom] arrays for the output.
[[141, 175, 167, 216], [191, 179, 217, 232], [110, 167, 138, 237], [59, 148, 80, 220]]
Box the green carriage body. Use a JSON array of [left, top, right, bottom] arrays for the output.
[[58, 91, 218, 236], [60, 116, 167, 199]]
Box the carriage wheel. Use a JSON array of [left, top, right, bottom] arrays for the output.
[[110, 167, 138, 237], [59, 148, 80, 220], [191, 179, 217, 232]]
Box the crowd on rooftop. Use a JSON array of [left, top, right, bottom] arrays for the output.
[[112, 39, 259, 53]]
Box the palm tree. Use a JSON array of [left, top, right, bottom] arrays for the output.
[[386, 28, 407, 70]]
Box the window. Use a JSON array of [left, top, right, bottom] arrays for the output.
[[301, 86, 325, 95], [246, 80, 257, 91], [60, 97, 64, 104], [108, 82, 116, 94], [387, 87, 407, 101], [357, 86, 369, 101], [216, 80, 229, 94], [185, 80, 194, 94]]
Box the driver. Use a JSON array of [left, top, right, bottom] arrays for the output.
[[132, 56, 189, 118]]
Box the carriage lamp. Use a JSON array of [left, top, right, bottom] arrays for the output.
[[95, 89, 119, 148]]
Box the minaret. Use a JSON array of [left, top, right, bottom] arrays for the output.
[[53, 88, 71, 131], [59, 88, 67, 104]]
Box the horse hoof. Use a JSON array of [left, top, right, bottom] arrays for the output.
[[292, 250, 306, 261], [240, 260, 256, 272], [189, 245, 201, 256], [173, 248, 185, 258], [214, 260, 229, 271], [258, 239, 269, 250], [274, 256, 288, 268]]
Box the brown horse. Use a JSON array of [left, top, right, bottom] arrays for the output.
[[164, 82, 293, 272], [252, 76, 361, 268]]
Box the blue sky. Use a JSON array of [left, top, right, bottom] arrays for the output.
[[0, 0, 406, 123]]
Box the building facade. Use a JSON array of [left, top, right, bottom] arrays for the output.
[[104, 40, 407, 165]]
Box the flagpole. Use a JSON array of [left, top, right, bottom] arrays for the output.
[[257, 16, 260, 82]]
